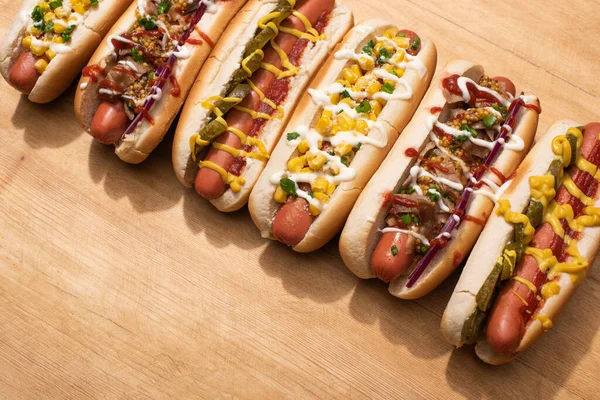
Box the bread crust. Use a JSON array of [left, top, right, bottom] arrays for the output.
[[248, 20, 437, 251], [0, 0, 133, 104], [172, 0, 354, 212], [338, 60, 539, 299], [74, 0, 248, 164], [437, 120, 600, 365]]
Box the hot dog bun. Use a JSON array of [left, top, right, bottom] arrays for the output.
[[339, 60, 539, 299], [1, 0, 133, 103], [75, 0, 248, 164], [172, 0, 353, 212], [249, 20, 437, 252], [441, 120, 600, 365]]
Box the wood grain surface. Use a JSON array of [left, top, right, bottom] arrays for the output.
[[1, 0, 600, 398]]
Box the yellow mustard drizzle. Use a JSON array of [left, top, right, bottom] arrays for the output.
[[511, 290, 529, 307], [198, 160, 246, 192], [512, 276, 537, 293], [535, 315, 553, 331], [496, 200, 536, 244], [529, 175, 556, 209], [191, 0, 322, 192], [541, 280, 561, 299]]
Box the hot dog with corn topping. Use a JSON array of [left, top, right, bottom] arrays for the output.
[[1, 0, 133, 103], [442, 120, 600, 364], [248, 20, 437, 251]]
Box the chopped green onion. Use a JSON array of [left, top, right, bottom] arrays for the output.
[[381, 82, 395, 94], [131, 47, 144, 62], [362, 40, 375, 56], [461, 124, 478, 137], [287, 132, 300, 141], [400, 214, 412, 225], [391, 245, 398, 256], [157, 2, 171, 14], [355, 100, 371, 114], [411, 37, 421, 51], [49, 0, 62, 10], [341, 157, 349, 167], [482, 114, 497, 129], [492, 104, 509, 119], [31, 5, 44, 22], [138, 17, 157, 30], [341, 90, 351, 99]]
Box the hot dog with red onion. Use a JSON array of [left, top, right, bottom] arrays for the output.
[[339, 60, 540, 299], [172, 0, 353, 212], [442, 120, 600, 364], [75, 0, 248, 164], [1, 0, 133, 103], [248, 21, 437, 251]]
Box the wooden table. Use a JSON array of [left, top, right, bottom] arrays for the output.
[[1, 0, 600, 398]]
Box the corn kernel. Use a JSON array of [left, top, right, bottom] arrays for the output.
[[366, 81, 382, 97], [300, 167, 312, 173], [37, 2, 49, 11], [273, 186, 288, 203], [74, 3, 86, 14], [339, 97, 353, 108], [329, 93, 340, 105], [315, 116, 332, 134], [321, 110, 333, 119], [329, 125, 339, 136], [45, 49, 56, 60], [21, 36, 32, 49], [53, 23, 66, 34], [82, 0, 92, 6], [385, 28, 399, 38], [335, 143, 353, 156], [358, 55, 374, 71], [307, 153, 327, 170], [30, 26, 42, 37], [354, 75, 372, 91], [329, 163, 340, 176], [54, 6, 69, 18], [52, 36, 64, 44], [342, 68, 358, 85], [336, 79, 350, 87], [394, 68, 405, 78], [43, 12, 56, 22], [368, 112, 377, 121], [309, 204, 321, 216], [383, 64, 394, 73], [326, 183, 336, 196], [374, 42, 384, 56], [318, 141, 323, 149], [287, 156, 306, 173], [297, 140, 309, 154], [391, 51, 405, 64], [30, 44, 47, 56], [370, 100, 383, 116], [312, 178, 329, 193], [355, 120, 369, 134], [350, 64, 362, 79], [393, 36, 410, 49], [34, 59, 48, 74], [337, 113, 356, 131]]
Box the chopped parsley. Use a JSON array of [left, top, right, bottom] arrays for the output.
[[280, 178, 297, 197], [286, 131, 300, 141]]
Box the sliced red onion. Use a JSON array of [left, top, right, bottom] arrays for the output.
[[405, 98, 527, 288], [122, 2, 208, 138]]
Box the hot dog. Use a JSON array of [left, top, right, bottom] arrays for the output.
[[441, 120, 600, 364], [339, 60, 540, 299], [248, 21, 437, 252], [75, 0, 248, 164], [1, 0, 133, 103], [172, 0, 354, 212]]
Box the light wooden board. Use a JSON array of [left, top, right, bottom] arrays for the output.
[[1, 0, 600, 398]]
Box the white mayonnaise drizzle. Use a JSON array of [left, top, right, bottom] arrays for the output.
[[381, 227, 430, 246]]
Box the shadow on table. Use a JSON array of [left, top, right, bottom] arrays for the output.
[[87, 124, 183, 214], [445, 263, 600, 399], [13, 86, 83, 148]]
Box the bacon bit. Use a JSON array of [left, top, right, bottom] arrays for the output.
[[169, 75, 181, 97]]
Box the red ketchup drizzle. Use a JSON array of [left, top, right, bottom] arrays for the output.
[[82, 65, 105, 82], [442, 74, 505, 105], [99, 79, 123, 93], [383, 193, 418, 208], [404, 147, 450, 173], [194, 27, 214, 47], [430, 106, 443, 114], [228, 10, 331, 177], [463, 215, 487, 226], [169, 75, 180, 97], [453, 251, 462, 267]]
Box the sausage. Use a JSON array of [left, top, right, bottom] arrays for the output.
[[8, 52, 39, 93], [90, 101, 130, 145], [194, 0, 335, 200], [492, 76, 516, 97], [272, 196, 315, 246], [194, 91, 260, 199], [485, 122, 600, 354], [371, 231, 416, 282]]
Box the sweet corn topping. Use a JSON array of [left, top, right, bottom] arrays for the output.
[[22, 0, 100, 74], [271, 26, 428, 214]]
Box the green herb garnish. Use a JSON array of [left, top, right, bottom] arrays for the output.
[[287, 132, 300, 141], [157, 2, 171, 14], [381, 82, 395, 94], [482, 114, 497, 129], [391, 245, 398, 256], [355, 100, 371, 114], [280, 178, 297, 197]]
